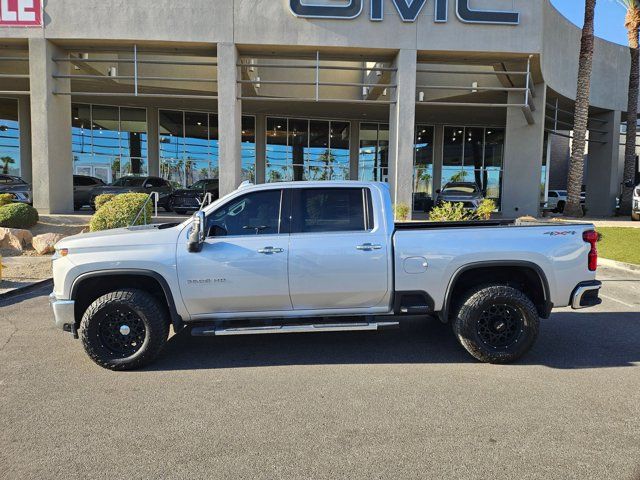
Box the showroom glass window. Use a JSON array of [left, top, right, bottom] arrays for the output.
[[0, 99, 20, 176], [160, 111, 256, 187], [442, 126, 505, 209], [413, 125, 435, 212], [71, 104, 148, 184], [266, 117, 350, 182], [358, 123, 389, 182]]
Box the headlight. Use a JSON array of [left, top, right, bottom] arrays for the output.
[[52, 248, 69, 260]]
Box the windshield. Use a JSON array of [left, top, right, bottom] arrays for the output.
[[442, 184, 479, 194], [111, 177, 145, 187], [189, 180, 218, 190]]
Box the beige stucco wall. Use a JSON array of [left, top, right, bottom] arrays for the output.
[[0, 0, 631, 111]]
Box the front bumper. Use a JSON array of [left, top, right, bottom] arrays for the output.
[[49, 292, 76, 332], [570, 281, 602, 309]]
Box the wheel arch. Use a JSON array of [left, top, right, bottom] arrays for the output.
[[70, 269, 184, 332], [440, 261, 552, 322]]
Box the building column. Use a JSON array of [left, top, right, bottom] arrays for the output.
[[147, 106, 160, 177], [18, 96, 32, 183], [501, 82, 547, 217], [388, 49, 417, 217], [585, 110, 621, 216], [217, 43, 242, 196], [255, 113, 266, 184], [28, 38, 73, 214], [349, 120, 360, 180]]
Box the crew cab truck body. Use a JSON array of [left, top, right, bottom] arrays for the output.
[[50, 181, 602, 370]]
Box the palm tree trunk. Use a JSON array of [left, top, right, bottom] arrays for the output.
[[565, 0, 597, 218], [621, 8, 640, 216]]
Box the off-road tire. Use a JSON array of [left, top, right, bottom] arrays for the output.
[[80, 289, 169, 371], [452, 284, 539, 364]]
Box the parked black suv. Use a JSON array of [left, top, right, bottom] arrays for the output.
[[0, 174, 32, 204], [169, 179, 219, 215], [73, 175, 105, 210], [89, 176, 173, 211]]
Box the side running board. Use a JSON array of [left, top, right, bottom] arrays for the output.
[[191, 321, 399, 337]]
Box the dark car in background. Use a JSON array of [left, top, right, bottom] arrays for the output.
[[0, 174, 32, 204], [89, 176, 173, 211], [169, 179, 219, 215], [73, 175, 105, 210]]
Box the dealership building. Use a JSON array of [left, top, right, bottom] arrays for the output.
[[0, 0, 634, 217]]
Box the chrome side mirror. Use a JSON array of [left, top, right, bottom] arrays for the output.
[[187, 211, 206, 253]]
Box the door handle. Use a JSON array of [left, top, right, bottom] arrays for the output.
[[258, 246, 284, 254], [356, 243, 382, 251]]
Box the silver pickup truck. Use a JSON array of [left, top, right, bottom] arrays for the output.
[[50, 181, 602, 370]]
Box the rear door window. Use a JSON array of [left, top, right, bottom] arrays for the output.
[[293, 188, 370, 233]]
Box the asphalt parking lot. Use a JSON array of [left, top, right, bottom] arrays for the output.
[[1, 265, 639, 480]]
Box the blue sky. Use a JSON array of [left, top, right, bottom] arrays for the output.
[[551, 0, 627, 45]]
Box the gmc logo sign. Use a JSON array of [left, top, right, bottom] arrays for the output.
[[0, 0, 41, 27], [290, 0, 519, 25]]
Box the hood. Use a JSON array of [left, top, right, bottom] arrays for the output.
[[56, 223, 183, 251], [0, 183, 31, 193], [439, 192, 482, 202]]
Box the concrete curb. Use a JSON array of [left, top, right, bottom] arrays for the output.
[[0, 278, 53, 303], [598, 258, 640, 273]]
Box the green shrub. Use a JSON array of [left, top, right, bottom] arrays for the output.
[[394, 203, 410, 221], [0, 202, 39, 229], [89, 193, 152, 232], [0, 193, 15, 207], [475, 199, 496, 221], [94, 193, 117, 210], [429, 202, 473, 222]]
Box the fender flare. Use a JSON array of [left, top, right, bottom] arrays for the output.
[[70, 269, 184, 331], [440, 260, 552, 321]]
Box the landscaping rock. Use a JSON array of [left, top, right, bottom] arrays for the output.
[[0, 228, 33, 252], [32, 233, 65, 255]]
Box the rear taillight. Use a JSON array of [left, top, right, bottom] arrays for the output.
[[583, 230, 598, 271]]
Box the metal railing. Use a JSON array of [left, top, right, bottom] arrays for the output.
[[52, 45, 218, 100], [130, 191, 159, 227], [545, 97, 608, 145], [415, 55, 537, 124], [0, 55, 30, 95], [199, 192, 214, 210], [237, 53, 396, 104]]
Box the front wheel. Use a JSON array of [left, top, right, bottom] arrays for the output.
[[632, 212, 640, 222], [79, 289, 170, 371], [453, 285, 539, 364]]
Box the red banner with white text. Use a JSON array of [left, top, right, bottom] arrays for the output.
[[0, 0, 42, 27]]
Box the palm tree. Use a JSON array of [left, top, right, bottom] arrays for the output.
[[1, 156, 15, 174], [618, 0, 640, 215], [451, 170, 468, 182], [565, 0, 597, 218]]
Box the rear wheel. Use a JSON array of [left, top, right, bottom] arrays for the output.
[[79, 289, 170, 371], [452, 284, 539, 364], [556, 200, 566, 214]]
